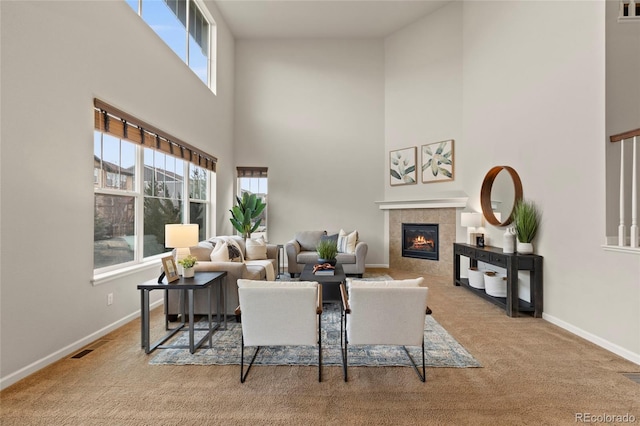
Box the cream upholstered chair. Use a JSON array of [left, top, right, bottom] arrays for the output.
[[236, 279, 323, 382], [340, 277, 429, 382]]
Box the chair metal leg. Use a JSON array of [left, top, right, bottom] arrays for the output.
[[402, 338, 426, 382], [240, 335, 260, 383], [318, 312, 322, 382], [340, 306, 348, 382]]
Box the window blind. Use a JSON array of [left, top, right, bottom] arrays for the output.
[[236, 167, 268, 178], [93, 99, 216, 172]]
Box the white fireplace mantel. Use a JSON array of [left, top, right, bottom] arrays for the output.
[[375, 192, 469, 210]]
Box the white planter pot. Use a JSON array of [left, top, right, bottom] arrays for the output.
[[468, 267, 485, 289], [183, 267, 195, 278], [484, 272, 507, 298], [517, 241, 534, 254]]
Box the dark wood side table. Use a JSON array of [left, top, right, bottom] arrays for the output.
[[299, 263, 346, 302], [453, 243, 543, 317], [137, 271, 227, 354]]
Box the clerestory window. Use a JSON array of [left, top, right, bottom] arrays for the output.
[[126, 0, 217, 92]]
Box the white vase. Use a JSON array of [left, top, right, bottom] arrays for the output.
[[503, 227, 516, 253], [183, 267, 195, 278], [517, 241, 533, 254]]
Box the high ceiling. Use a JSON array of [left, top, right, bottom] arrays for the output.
[[212, 0, 449, 39]]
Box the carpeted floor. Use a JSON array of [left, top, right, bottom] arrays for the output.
[[148, 304, 481, 368], [1, 269, 638, 425]]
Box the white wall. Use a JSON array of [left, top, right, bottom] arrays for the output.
[[0, 0, 236, 388], [386, 0, 639, 363], [234, 39, 386, 265], [384, 1, 464, 202]]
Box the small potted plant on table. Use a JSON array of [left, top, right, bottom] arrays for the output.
[[178, 255, 198, 278]]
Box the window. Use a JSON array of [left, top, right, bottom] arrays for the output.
[[236, 167, 268, 240], [93, 99, 216, 273], [127, 0, 217, 91]]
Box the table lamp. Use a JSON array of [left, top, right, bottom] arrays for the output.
[[461, 212, 483, 245], [165, 223, 199, 276]]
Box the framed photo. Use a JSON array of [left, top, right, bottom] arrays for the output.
[[421, 139, 454, 183], [389, 147, 417, 186], [161, 256, 179, 283]]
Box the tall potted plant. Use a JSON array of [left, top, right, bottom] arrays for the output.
[[513, 199, 540, 254], [229, 192, 266, 240]]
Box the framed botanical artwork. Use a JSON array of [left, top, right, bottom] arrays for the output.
[[421, 139, 454, 183], [161, 256, 179, 283], [389, 147, 417, 186]]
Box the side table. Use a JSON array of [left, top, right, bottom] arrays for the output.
[[138, 271, 227, 354]]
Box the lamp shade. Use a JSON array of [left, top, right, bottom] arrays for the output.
[[460, 212, 483, 228], [165, 224, 199, 248]]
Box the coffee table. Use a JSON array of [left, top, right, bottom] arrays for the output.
[[299, 263, 346, 302]]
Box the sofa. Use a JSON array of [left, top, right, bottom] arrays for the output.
[[165, 235, 279, 316], [285, 230, 367, 278]]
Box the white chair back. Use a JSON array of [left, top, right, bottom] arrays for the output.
[[347, 278, 428, 346], [238, 280, 319, 347]]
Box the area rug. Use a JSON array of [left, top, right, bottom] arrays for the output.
[[149, 296, 481, 368]]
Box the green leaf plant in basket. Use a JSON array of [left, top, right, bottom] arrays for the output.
[[513, 199, 540, 254]]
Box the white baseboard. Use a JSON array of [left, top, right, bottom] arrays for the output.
[[0, 299, 163, 391], [543, 312, 640, 366], [366, 264, 389, 269]]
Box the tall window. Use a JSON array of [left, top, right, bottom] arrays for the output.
[[237, 167, 268, 240], [93, 99, 216, 273], [126, 0, 216, 91]]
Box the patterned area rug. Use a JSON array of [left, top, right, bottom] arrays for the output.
[[149, 278, 481, 368]]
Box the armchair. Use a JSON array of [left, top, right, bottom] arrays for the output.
[[236, 279, 324, 383], [340, 278, 429, 382]]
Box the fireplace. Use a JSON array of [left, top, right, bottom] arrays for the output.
[[402, 223, 439, 261]]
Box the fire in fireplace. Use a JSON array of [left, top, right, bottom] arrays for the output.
[[402, 223, 439, 261]]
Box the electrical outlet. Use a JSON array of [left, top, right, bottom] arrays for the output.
[[107, 293, 113, 306]]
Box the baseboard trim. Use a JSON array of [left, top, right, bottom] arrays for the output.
[[366, 264, 389, 269], [543, 313, 640, 366], [0, 299, 163, 391]]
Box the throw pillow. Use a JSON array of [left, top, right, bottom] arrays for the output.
[[210, 241, 230, 262], [226, 239, 243, 262], [320, 233, 339, 244], [337, 229, 358, 254], [245, 237, 267, 260], [295, 231, 327, 251]]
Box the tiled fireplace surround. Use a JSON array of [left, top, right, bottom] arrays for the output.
[[389, 208, 456, 277]]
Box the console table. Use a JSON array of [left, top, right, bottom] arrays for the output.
[[453, 243, 543, 317]]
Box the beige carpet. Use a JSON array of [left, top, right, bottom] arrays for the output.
[[1, 269, 639, 425]]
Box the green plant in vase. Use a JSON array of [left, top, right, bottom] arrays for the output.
[[230, 192, 266, 239], [317, 239, 338, 266], [513, 199, 540, 254], [178, 254, 198, 278]]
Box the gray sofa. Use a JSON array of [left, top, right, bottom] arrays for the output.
[[165, 235, 278, 316], [285, 230, 367, 278]]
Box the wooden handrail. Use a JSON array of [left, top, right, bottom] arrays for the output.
[[610, 127, 640, 142]]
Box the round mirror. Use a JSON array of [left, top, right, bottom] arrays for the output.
[[480, 166, 523, 226]]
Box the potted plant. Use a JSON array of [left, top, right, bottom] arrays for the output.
[[513, 199, 540, 254], [178, 255, 197, 278], [316, 239, 338, 266], [229, 192, 266, 240]]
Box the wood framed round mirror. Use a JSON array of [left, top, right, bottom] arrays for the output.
[[480, 166, 523, 226]]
